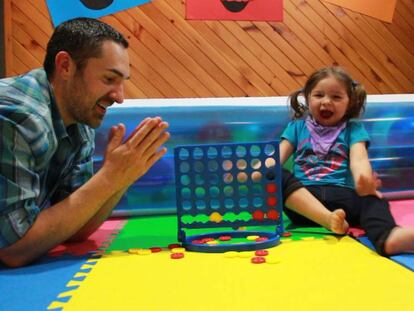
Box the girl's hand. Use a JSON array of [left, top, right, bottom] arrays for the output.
[[356, 173, 383, 199]]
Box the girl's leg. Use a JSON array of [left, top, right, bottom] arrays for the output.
[[331, 183, 414, 255], [285, 188, 348, 234], [359, 195, 414, 255], [384, 227, 414, 255], [358, 195, 398, 255], [282, 170, 349, 234]]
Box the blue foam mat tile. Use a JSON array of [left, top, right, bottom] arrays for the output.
[[358, 236, 414, 271], [0, 253, 91, 311]]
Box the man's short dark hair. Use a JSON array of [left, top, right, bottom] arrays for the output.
[[43, 17, 129, 79]]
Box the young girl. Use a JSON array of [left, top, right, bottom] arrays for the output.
[[280, 66, 414, 256]]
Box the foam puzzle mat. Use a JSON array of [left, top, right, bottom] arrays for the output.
[[59, 215, 414, 311], [1, 201, 414, 311], [358, 236, 414, 272], [0, 219, 125, 311], [353, 199, 414, 271]]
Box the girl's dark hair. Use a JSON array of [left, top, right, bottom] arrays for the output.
[[43, 17, 128, 79], [288, 66, 367, 121]]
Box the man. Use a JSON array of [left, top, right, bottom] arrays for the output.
[[0, 18, 170, 267]]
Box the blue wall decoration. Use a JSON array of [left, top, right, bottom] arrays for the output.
[[46, 0, 151, 27]]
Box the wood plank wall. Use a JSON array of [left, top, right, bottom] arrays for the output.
[[3, 0, 414, 98]]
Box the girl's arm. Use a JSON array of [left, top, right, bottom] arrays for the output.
[[279, 139, 294, 165], [350, 141, 382, 198]]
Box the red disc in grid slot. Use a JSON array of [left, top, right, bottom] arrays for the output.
[[267, 209, 279, 220], [266, 183, 277, 193], [267, 196, 277, 206], [252, 210, 265, 221]]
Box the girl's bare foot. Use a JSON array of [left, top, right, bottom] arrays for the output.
[[328, 209, 349, 234]]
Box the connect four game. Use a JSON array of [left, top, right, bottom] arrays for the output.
[[174, 141, 284, 252]]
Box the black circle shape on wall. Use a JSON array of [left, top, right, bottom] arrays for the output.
[[80, 0, 114, 10], [220, 0, 250, 13]]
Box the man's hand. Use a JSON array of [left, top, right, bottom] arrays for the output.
[[102, 117, 170, 191]]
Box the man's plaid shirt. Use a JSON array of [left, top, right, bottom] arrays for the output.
[[0, 68, 95, 248]]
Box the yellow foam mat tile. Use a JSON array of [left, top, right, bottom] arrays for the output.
[[86, 258, 99, 263], [66, 280, 83, 287], [57, 290, 77, 298], [47, 301, 68, 310], [60, 236, 414, 310], [74, 272, 89, 278], [80, 264, 95, 270]]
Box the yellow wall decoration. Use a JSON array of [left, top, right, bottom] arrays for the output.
[[323, 0, 397, 23]]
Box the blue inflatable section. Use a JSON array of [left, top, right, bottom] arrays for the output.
[[93, 95, 414, 216]]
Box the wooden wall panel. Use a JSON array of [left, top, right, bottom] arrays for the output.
[[3, 0, 414, 97]]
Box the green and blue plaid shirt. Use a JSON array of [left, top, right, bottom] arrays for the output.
[[0, 68, 95, 248]]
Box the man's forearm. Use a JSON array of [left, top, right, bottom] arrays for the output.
[[67, 186, 128, 242], [0, 169, 121, 267]]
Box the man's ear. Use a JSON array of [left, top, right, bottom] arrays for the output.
[[54, 51, 76, 80]]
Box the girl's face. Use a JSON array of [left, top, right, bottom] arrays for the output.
[[308, 76, 349, 127]]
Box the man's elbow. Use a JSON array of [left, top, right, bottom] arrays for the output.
[[0, 252, 34, 268], [66, 230, 94, 243]]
